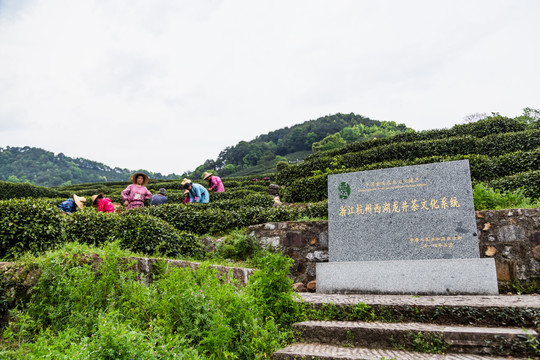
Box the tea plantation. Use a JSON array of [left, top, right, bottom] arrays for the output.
[[0, 113, 539, 358]]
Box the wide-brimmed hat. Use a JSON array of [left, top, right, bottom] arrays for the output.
[[202, 172, 213, 180], [91, 193, 104, 206], [181, 178, 192, 187], [131, 172, 149, 185], [73, 194, 86, 209], [158, 188, 166, 195]]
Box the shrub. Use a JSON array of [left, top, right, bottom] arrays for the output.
[[63, 209, 119, 245], [117, 212, 204, 258], [277, 129, 540, 186], [246, 252, 301, 328], [0, 180, 69, 200], [280, 148, 540, 203], [306, 115, 528, 160], [487, 170, 540, 201], [63, 210, 204, 258], [0, 198, 64, 258], [472, 183, 540, 210], [215, 229, 262, 261]]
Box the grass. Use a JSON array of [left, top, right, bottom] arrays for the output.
[[0, 242, 300, 359]]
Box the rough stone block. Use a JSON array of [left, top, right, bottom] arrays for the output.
[[497, 225, 525, 242], [284, 232, 306, 247], [260, 236, 280, 250], [533, 246, 540, 261], [495, 260, 516, 281]]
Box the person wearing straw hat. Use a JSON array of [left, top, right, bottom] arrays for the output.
[[181, 178, 209, 204], [91, 193, 115, 213], [150, 188, 168, 206], [121, 172, 152, 210], [202, 171, 224, 193], [58, 194, 86, 214]]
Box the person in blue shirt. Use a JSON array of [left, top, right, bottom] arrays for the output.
[[150, 188, 168, 205], [181, 178, 209, 203], [58, 194, 86, 214]]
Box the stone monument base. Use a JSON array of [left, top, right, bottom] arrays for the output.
[[316, 258, 498, 295]]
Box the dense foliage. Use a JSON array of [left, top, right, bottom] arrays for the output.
[[0, 146, 181, 187], [0, 180, 69, 200], [189, 113, 411, 179], [277, 113, 540, 203], [0, 243, 300, 359], [0, 199, 206, 260], [0, 176, 327, 260]]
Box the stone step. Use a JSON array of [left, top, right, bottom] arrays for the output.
[[298, 293, 540, 328], [294, 321, 537, 357], [273, 343, 526, 360]]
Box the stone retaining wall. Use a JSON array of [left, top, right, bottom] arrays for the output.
[[248, 209, 540, 289], [0, 256, 255, 314]]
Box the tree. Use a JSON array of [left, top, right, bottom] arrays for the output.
[[462, 113, 488, 124], [312, 133, 347, 152]]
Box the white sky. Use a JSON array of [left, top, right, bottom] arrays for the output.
[[1, 0, 539, 175]]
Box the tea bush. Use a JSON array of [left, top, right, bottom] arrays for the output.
[[0, 198, 64, 259], [277, 129, 540, 186], [306, 116, 527, 161], [0, 180, 69, 200], [487, 170, 540, 200], [117, 213, 205, 258], [142, 201, 328, 235], [63, 210, 204, 258], [280, 148, 540, 203]]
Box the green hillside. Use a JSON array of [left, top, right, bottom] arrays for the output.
[[0, 146, 181, 187], [189, 112, 411, 179]]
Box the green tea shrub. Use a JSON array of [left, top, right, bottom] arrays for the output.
[[143, 201, 326, 235], [0, 198, 64, 258], [280, 147, 540, 203], [63, 209, 119, 245], [207, 193, 275, 211], [303, 200, 328, 219], [0, 180, 69, 200], [307, 116, 527, 160], [281, 174, 328, 203], [278, 129, 540, 186], [486, 171, 540, 203], [210, 189, 261, 201], [117, 212, 204, 258], [62, 210, 204, 258]]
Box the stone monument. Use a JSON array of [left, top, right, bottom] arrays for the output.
[[316, 160, 499, 295]]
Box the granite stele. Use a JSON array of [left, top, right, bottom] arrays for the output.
[[316, 160, 498, 295]]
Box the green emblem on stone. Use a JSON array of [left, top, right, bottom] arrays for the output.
[[338, 182, 351, 200]]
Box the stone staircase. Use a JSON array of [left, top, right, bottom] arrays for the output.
[[273, 293, 540, 360]]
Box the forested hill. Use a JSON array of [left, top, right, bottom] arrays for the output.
[[1, 113, 410, 186], [190, 113, 411, 178], [0, 147, 181, 187]]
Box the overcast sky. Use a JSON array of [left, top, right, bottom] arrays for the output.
[[1, 0, 539, 175]]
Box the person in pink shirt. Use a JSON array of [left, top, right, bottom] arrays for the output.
[[91, 193, 115, 213], [202, 171, 225, 192], [121, 172, 152, 210]]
